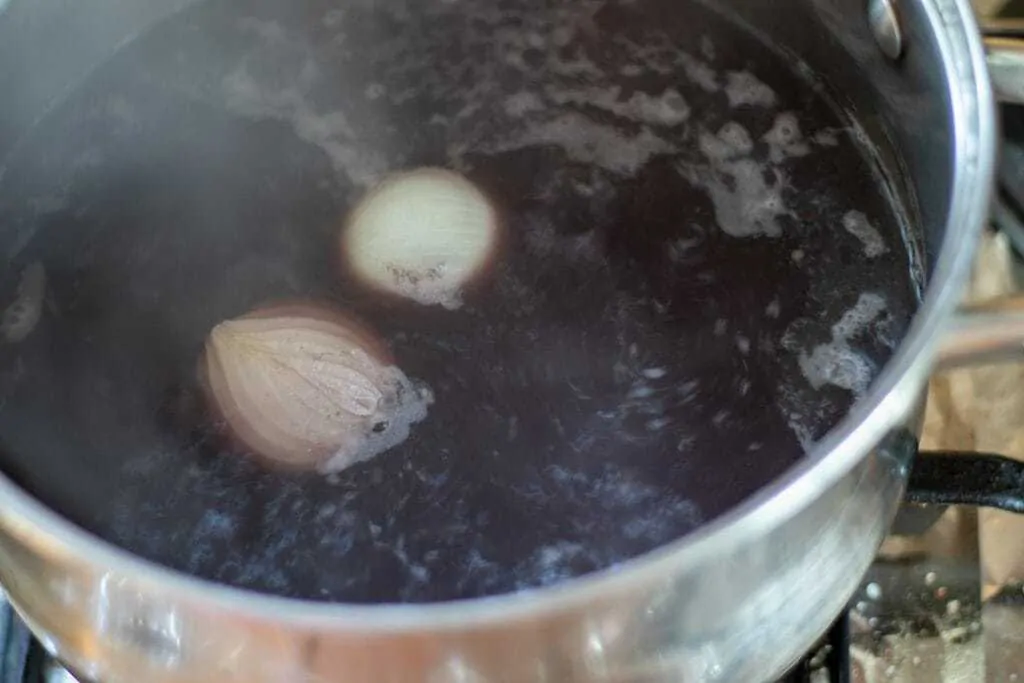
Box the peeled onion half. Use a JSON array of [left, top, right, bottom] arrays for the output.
[[202, 303, 433, 472], [341, 168, 499, 309]]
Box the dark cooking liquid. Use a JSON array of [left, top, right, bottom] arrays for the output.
[[0, 0, 917, 602]]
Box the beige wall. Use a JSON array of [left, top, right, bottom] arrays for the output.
[[974, 0, 1010, 16]]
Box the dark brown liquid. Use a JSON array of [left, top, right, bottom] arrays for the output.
[[0, 0, 917, 602]]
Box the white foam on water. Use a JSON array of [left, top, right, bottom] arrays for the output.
[[646, 416, 671, 431], [779, 293, 893, 451], [518, 542, 586, 588], [763, 112, 811, 164], [724, 70, 777, 108], [842, 210, 888, 258], [390, 536, 431, 586], [319, 375, 436, 474], [545, 464, 701, 555], [831, 292, 888, 340], [797, 293, 888, 397], [780, 402, 818, 453], [222, 66, 387, 187], [699, 122, 753, 160], [798, 344, 875, 396], [682, 124, 789, 238], [812, 129, 841, 147], [610, 33, 719, 91], [477, 112, 676, 176], [545, 85, 691, 127], [503, 91, 546, 118], [668, 237, 701, 263], [549, 50, 604, 79], [700, 35, 716, 61], [672, 51, 718, 92], [1, 262, 45, 343]]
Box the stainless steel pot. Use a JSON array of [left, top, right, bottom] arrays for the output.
[[0, 0, 1020, 681]]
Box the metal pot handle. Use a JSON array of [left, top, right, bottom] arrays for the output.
[[924, 292, 1024, 513], [906, 450, 1024, 511], [925, 21, 1024, 369], [936, 294, 1024, 368], [984, 19, 1024, 103]]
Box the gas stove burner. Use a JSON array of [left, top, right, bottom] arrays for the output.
[[777, 615, 851, 683]]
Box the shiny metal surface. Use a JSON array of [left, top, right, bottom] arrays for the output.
[[984, 36, 1024, 101], [868, 0, 906, 60], [0, 0, 999, 682], [943, 18, 1024, 369], [981, 18, 1024, 102], [42, 662, 78, 683], [938, 296, 1024, 368]]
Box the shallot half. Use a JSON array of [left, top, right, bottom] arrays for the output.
[[341, 168, 499, 309], [202, 303, 432, 472]]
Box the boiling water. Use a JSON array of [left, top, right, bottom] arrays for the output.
[[0, 0, 918, 602]]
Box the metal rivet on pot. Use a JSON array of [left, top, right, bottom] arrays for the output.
[[867, 0, 904, 61]]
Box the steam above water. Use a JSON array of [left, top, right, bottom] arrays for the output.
[[0, 0, 919, 602]]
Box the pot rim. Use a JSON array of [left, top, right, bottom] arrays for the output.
[[0, 0, 996, 631]]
